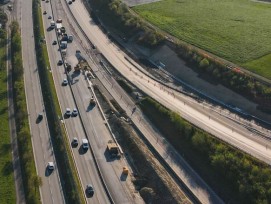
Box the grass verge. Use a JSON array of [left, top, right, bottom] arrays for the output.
[[11, 21, 41, 203], [139, 97, 271, 203], [0, 19, 16, 204], [32, 0, 85, 203]]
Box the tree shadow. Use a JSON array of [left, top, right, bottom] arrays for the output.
[[0, 106, 8, 115], [0, 143, 11, 154], [2, 161, 13, 176]]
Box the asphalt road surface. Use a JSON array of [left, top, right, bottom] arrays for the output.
[[20, 0, 64, 203], [41, 0, 142, 203]]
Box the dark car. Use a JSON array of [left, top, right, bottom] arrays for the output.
[[38, 113, 43, 121], [52, 40, 57, 45], [86, 184, 94, 196], [68, 1, 72, 4], [72, 137, 78, 147], [58, 60, 63, 66]]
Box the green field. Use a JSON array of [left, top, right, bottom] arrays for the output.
[[0, 37, 16, 203], [133, 0, 271, 77]]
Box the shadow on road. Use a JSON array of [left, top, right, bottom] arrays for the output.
[[45, 168, 53, 177], [120, 172, 128, 181], [86, 104, 95, 112], [78, 145, 88, 155]]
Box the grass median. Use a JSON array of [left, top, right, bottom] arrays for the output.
[[33, 0, 85, 203], [0, 19, 16, 204]]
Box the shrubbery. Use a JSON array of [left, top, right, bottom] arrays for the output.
[[90, 0, 164, 47], [139, 97, 271, 203], [175, 43, 271, 111], [11, 21, 41, 204]]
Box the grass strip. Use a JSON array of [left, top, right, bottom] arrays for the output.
[[10, 21, 41, 204], [139, 97, 271, 203], [32, 0, 85, 203], [0, 17, 16, 204]]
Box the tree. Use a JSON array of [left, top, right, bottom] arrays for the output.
[[199, 58, 209, 69]]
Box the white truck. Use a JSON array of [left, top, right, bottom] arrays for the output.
[[50, 21, 55, 28]]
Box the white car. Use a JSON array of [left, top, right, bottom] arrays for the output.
[[66, 108, 71, 116], [82, 139, 89, 150], [48, 162, 54, 170], [62, 79, 68, 86], [72, 108, 78, 116]]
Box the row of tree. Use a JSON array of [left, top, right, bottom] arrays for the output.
[[175, 41, 271, 111], [139, 97, 271, 203], [90, 0, 164, 47], [11, 21, 42, 204]]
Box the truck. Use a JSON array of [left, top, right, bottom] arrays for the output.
[[56, 23, 62, 35], [89, 96, 96, 105], [107, 140, 119, 158], [56, 18, 62, 23], [50, 21, 55, 28]]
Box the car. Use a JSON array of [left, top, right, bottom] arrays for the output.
[[82, 139, 89, 150], [62, 79, 68, 86], [72, 0, 75, 1], [48, 15, 52, 19], [91, 44, 96, 49], [72, 108, 78, 116], [43, 11, 47, 15], [58, 60, 63, 65], [52, 40, 57, 45], [47, 162, 54, 170], [46, 0, 49, 2], [76, 50, 81, 54], [72, 137, 78, 146], [65, 108, 71, 116], [68, 1, 72, 4], [37, 113, 43, 120], [86, 184, 94, 195]]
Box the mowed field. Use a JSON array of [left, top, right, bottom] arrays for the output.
[[133, 0, 271, 78]]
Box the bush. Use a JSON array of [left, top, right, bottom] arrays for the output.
[[139, 97, 271, 203]]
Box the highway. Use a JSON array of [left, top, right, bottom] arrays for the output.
[[51, 0, 271, 203], [66, 0, 271, 164], [41, 0, 142, 203], [19, 0, 64, 203]]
